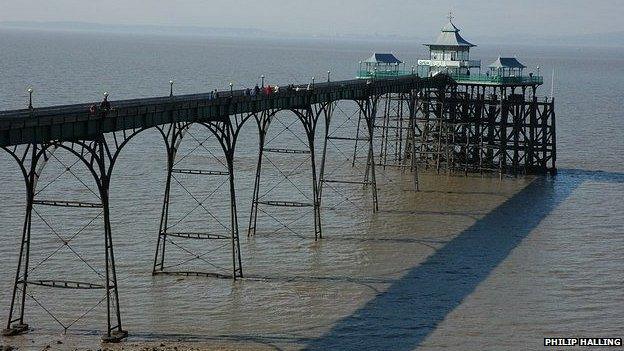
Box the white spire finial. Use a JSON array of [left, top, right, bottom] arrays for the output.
[[448, 11, 454, 22]]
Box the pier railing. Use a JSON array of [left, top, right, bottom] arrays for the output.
[[357, 70, 543, 85], [356, 70, 413, 79], [451, 74, 544, 85], [0, 75, 451, 147]]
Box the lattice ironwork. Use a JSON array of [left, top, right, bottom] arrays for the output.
[[152, 114, 251, 280], [247, 106, 325, 240], [411, 84, 555, 176], [0, 125, 149, 342], [318, 97, 380, 214]]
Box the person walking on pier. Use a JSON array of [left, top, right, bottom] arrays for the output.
[[100, 94, 110, 111]]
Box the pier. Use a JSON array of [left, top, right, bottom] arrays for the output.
[[0, 70, 555, 342]]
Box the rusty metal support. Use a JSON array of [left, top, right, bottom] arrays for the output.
[[2, 144, 36, 338], [319, 97, 379, 213], [248, 106, 323, 240], [153, 117, 244, 279], [247, 111, 270, 237], [2, 136, 130, 342], [410, 83, 555, 176]]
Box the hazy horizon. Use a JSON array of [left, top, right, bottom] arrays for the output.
[[2, 19, 623, 48], [1, 0, 621, 40]]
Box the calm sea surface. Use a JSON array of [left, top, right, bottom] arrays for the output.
[[0, 29, 623, 350]]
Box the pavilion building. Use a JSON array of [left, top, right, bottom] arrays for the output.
[[357, 14, 543, 90], [416, 14, 543, 89], [357, 53, 405, 79], [416, 16, 480, 77]]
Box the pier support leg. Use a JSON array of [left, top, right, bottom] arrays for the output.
[[247, 112, 269, 237], [302, 109, 323, 240], [3, 137, 130, 342], [365, 98, 380, 212], [98, 138, 127, 342], [375, 93, 413, 170], [550, 99, 557, 174], [153, 123, 184, 274], [248, 107, 323, 240], [2, 145, 36, 337], [406, 92, 420, 191], [153, 119, 243, 278], [359, 98, 380, 211], [319, 98, 380, 213]]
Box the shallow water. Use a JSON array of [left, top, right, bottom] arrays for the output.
[[0, 29, 623, 350]]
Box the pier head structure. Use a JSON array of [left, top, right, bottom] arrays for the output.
[[361, 15, 556, 176], [0, 19, 555, 343]]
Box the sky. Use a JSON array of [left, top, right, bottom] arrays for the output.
[[0, 0, 622, 39]]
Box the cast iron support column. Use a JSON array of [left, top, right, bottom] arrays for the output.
[[3, 138, 128, 342], [153, 123, 187, 274], [152, 118, 243, 279], [362, 97, 380, 212], [247, 111, 269, 237], [303, 108, 323, 240], [247, 106, 322, 240], [500, 90, 509, 177], [550, 98, 557, 174], [527, 95, 537, 172], [317, 102, 332, 218], [97, 137, 127, 343], [2, 144, 37, 337], [407, 92, 420, 191]]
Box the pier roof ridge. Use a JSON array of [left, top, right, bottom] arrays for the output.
[[489, 56, 527, 69], [363, 53, 403, 64], [426, 16, 475, 47]]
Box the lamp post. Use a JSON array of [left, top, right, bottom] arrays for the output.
[[103, 91, 109, 100], [169, 80, 174, 97], [312, 77, 315, 89], [411, 65, 415, 75], [261, 75, 265, 88], [229, 82, 233, 96], [327, 70, 331, 82], [27, 88, 33, 109], [537, 66, 540, 78]]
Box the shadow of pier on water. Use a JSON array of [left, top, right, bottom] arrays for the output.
[[303, 169, 624, 350]]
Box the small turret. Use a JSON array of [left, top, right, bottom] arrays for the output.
[[357, 52, 406, 79]]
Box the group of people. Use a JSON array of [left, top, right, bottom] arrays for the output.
[[245, 83, 314, 97], [88, 93, 111, 115], [204, 81, 317, 100], [207, 89, 220, 100], [204, 83, 309, 100], [90, 81, 318, 114]]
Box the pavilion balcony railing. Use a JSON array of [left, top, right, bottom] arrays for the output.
[[450, 74, 544, 85], [356, 70, 415, 79], [356, 70, 543, 85]]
